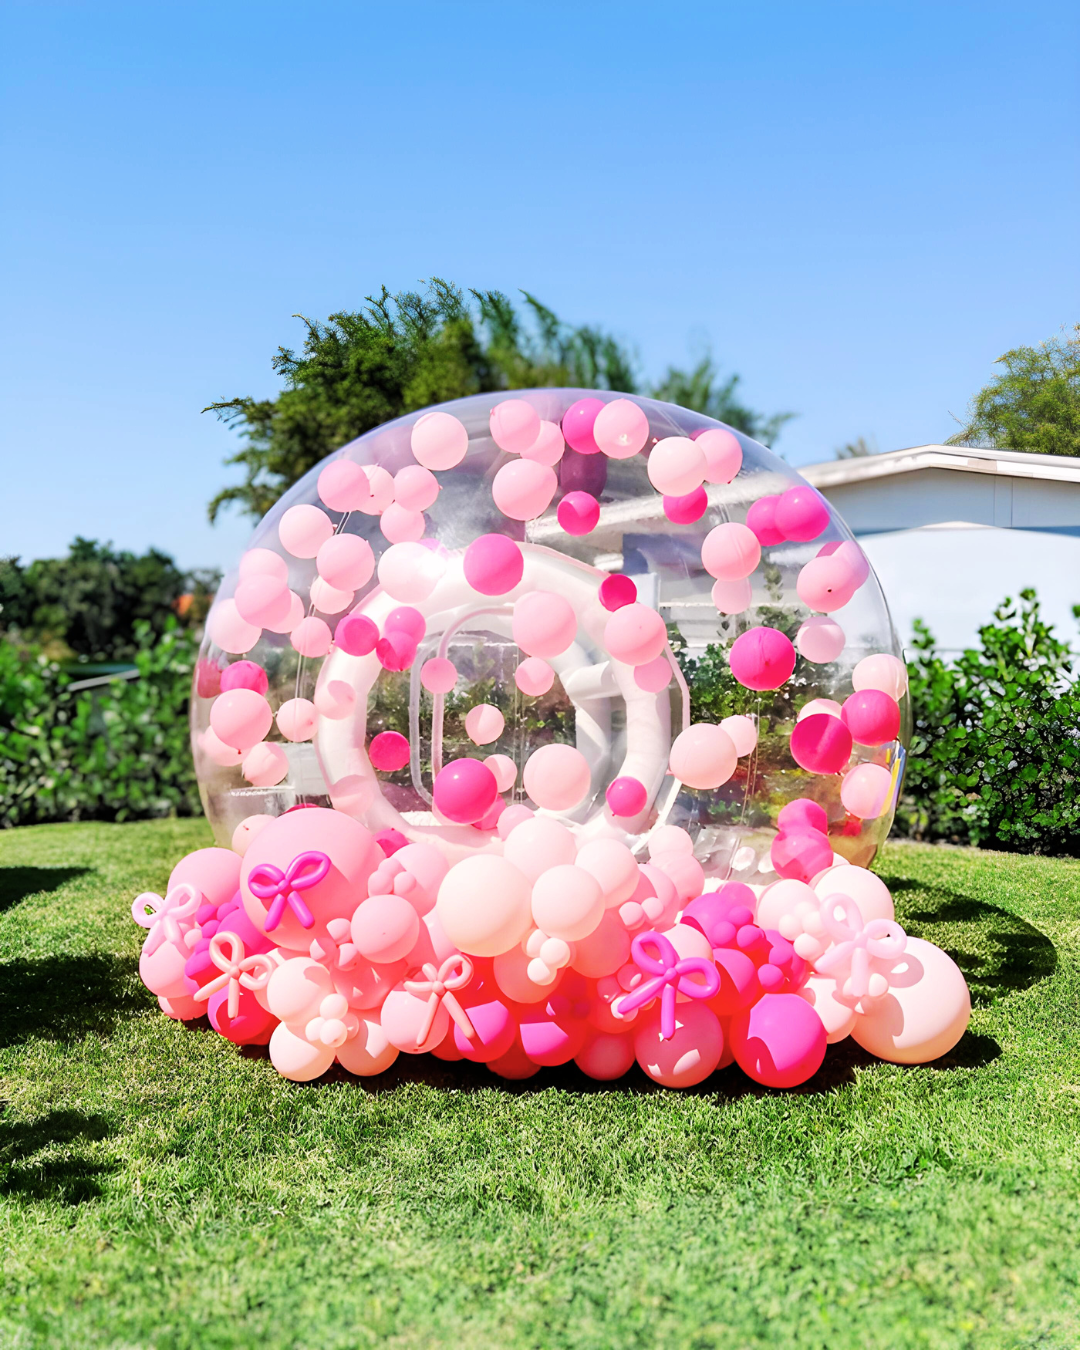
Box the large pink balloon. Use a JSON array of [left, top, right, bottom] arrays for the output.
[[593, 398, 649, 459], [269, 1023, 335, 1081], [531, 864, 605, 942], [790, 714, 853, 775], [523, 744, 592, 811], [411, 410, 468, 469], [701, 522, 761, 581], [436, 855, 533, 956], [168, 847, 241, 909], [210, 688, 273, 753], [634, 1003, 724, 1088], [728, 627, 796, 691], [604, 603, 667, 666], [668, 723, 737, 790], [512, 591, 577, 658], [851, 938, 971, 1064], [492, 459, 558, 521]]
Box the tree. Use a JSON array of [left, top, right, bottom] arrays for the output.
[[948, 324, 1080, 456], [834, 435, 874, 460], [651, 354, 795, 448]]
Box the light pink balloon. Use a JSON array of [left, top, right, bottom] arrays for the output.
[[711, 577, 752, 615], [309, 576, 353, 615], [853, 653, 909, 700], [513, 591, 576, 658], [207, 599, 261, 655], [515, 657, 555, 696], [279, 504, 335, 558], [316, 534, 375, 591], [797, 697, 844, 722], [380, 503, 425, 543], [200, 726, 243, 767], [649, 825, 694, 857], [503, 816, 577, 882], [851, 938, 971, 1064], [210, 688, 273, 752], [796, 554, 860, 612], [593, 398, 649, 459], [393, 464, 439, 511], [231, 814, 273, 855], [350, 894, 420, 964], [378, 542, 444, 601], [335, 1014, 399, 1076], [318, 459, 373, 512], [411, 411, 468, 470], [291, 616, 332, 658], [490, 398, 541, 453], [492, 459, 558, 520], [532, 864, 605, 942], [796, 976, 858, 1044], [263, 590, 304, 635], [635, 1003, 724, 1087], [571, 911, 632, 978], [647, 437, 706, 496], [436, 855, 533, 956], [797, 616, 845, 663], [634, 655, 671, 692], [493, 944, 562, 1004], [669, 723, 737, 789], [572, 839, 637, 908], [650, 851, 705, 903], [420, 657, 458, 694], [814, 865, 895, 924], [238, 548, 288, 584], [701, 522, 761, 580], [269, 1023, 335, 1082], [696, 428, 743, 484], [314, 679, 356, 719], [576, 1031, 636, 1080], [354, 465, 395, 514], [276, 697, 316, 742], [234, 575, 290, 628], [720, 714, 758, 757], [840, 763, 893, 819], [496, 803, 535, 839], [382, 986, 449, 1054], [484, 753, 517, 792], [520, 419, 565, 465], [522, 743, 592, 811], [242, 741, 289, 787], [464, 703, 505, 745], [605, 603, 666, 666]]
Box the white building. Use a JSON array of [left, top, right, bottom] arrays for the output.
[[802, 445, 1080, 655]]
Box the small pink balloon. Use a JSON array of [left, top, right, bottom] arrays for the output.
[[728, 627, 796, 691], [771, 829, 833, 883], [262, 590, 304, 635], [522, 743, 591, 811], [775, 486, 830, 542], [746, 495, 785, 546], [463, 534, 524, 596], [790, 714, 853, 775], [797, 616, 845, 663], [210, 688, 273, 752], [355, 465, 395, 514], [201, 726, 243, 767], [238, 548, 288, 584], [841, 762, 893, 819], [378, 542, 444, 602], [318, 459, 372, 512], [242, 741, 289, 787], [777, 797, 828, 835], [382, 986, 449, 1054], [370, 730, 410, 772], [384, 606, 425, 641], [310, 576, 353, 614], [634, 654, 671, 692], [730, 992, 826, 1088], [492, 459, 558, 521], [634, 1003, 724, 1088], [433, 757, 498, 824], [483, 753, 517, 792], [647, 437, 706, 496], [605, 603, 667, 666], [696, 427, 743, 484], [593, 398, 649, 459], [796, 554, 860, 612], [669, 723, 737, 789], [234, 575, 290, 627], [853, 653, 909, 700], [496, 803, 535, 840], [279, 504, 335, 558], [841, 690, 900, 746], [513, 591, 576, 658], [606, 776, 647, 818], [335, 613, 379, 656], [576, 1031, 636, 1080], [420, 657, 458, 694], [351, 894, 420, 964], [521, 419, 566, 465], [464, 703, 505, 745], [532, 864, 605, 942], [701, 522, 761, 581], [515, 657, 555, 696], [561, 397, 605, 454], [711, 577, 752, 615], [291, 616, 333, 658], [503, 816, 576, 882], [557, 490, 600, 535], [599, 574, 636, 611], [411, 410, 468, 470], [664, 487, 708, 524], [380, 503, 425, 543], [393, 464, 439, 511], [720, 714, 758, 757], [316, 534, 375, 591], [490, 398, 541, 453], [276, 697, 316, 741], [220, 660, 268, 695]]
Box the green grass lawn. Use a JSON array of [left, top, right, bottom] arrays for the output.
[[1, 819, 1078, 1349]]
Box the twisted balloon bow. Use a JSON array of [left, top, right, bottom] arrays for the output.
[[131, 883, 201, 955], [403, 955, 476, 1049], [615, 931, 720, 1040], [194, 932, 276, 1019], [247, 851, 330, 932], [814, 895, 907, 1000]]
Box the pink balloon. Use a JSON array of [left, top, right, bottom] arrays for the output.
[[512, 590, 576, 658], [790, 714, 853, 775], [647, 437, 706, 496], [378, 542, 444, 602], [728, 627, 796, 691], [380, 503, 425, 543], [234, 575, 291, 627], [238, 548, 288, 584], [200, 727, 243, 767], [719, 714, 757, 757], [557, 490, 600, 535], [382, 986, 449, 1054], [433, 757, 498, 824], [634, 1003, 724, 1088], [853, 653, 909, 700], [168, 846, 242, 909], [840, 763, 892, 819], [841, 690, 900, 746], [796, 554, 860, 612], [575, 838, 639, 906], [463, 534, 524, 596], [771, 829, 833, 884], [777, 797, 828, 835], [350, 894, 420, 964], [513, 656, 554, 696], [696, 428, 743, 484], [291, 616, 332, 658], [336, 1015, 399, 1076], [420, 657, 458, 694], [664, 487, 708, 524], [263, 590, 304, 636], [316, 534, 375, 591], [504, 816, 576, 882], [335, 613, 379, 656], [669, 723, 737, 790], [851, 937, 971, 1064], [411, 410, 468, 469], [207, 985, 276, 1045], [483, 753, 517, 792], [634, 655, 671, 693], [369, 730, 410, 771], [220, 660, 268, 696], [384, 606, 425, 642], [521, 419, 566, 465], [318, 459, 373, 512], [571, 912, 632, 979], [649, 825, 694, 857], [195, 658, 223, 699], [532, 864, 605, 941], [490, 398, 541, 453], [746, 495, 785, 546], [393, 464, 439, 511], [606, 776, 647, 817], [523, 743, 591, 811], [823, 539, 871, 586], [797, 616, 845, 663], [269, 1023, 335, 1081], [492, 459, 558, 520], [576, 1031, 636, 1080], [701, 522, 761, 581], [436, 855, 533, 956], [454, 991, 517, 1062], [276, 697, 316, 742], [561, 397, 605, 454], [711, 577, 752, 615], [605, 603, 667, 666], [730, 993, 826, 1088], [464, 703, 505, 745], [310, 576, 353, 614], [231, 814, 273, 855], [651, 851, 705, 904], [599, 573, 637, 611], [593, 398, 649, 458], [497, 804, 535, 839], [518, 997, 589, 1066], [355, 465, 395, 514], [775, 486, 830, 542], [279, 504, 334, 558], [210, 688, 273, 752]]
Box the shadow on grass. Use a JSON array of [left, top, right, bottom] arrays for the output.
[[0, 865, 92, 915], [0, 1108, 114, 1205], [0, 954, 145, 1049]]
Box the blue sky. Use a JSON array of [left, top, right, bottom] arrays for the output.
[[3, 0, 1077, 572]]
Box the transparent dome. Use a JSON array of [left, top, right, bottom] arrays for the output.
[[194, 389, 908, 883]]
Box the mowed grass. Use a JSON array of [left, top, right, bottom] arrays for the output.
[[1, 821, 1079, 1350]]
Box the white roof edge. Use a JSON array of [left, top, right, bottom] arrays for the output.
[[801, 444, 1080, 488]]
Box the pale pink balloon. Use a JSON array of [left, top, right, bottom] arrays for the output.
[[242, 741, 289, 787], [531, 864, 605, 942], [797, 697, 844, 722], [814, 865, 895, 924], [796, 554, 860, 612], [853, 653, 909, 700], [393, 464, 439, 511], [605, 603, 666, 666], [231, 814, 273, 855], [755, 877, 819, 931], [411, 410, 468, 470], [711, 577, 752, 615], [496, 803, 535, 839], [291, 616, 332, 658], [279, 504, 335, 558], [314, 679, 356, 719], [492, 459, 558, 520], [520, 419, 565, 465], [522, 743, 592, 811], [382, 986, 449, 1054], [318, 459, 373, 512], [464, 703, 505, 745], [647, 437, 707, 496], [378, 542, 444, 601], [634, 655, 671, 692], [276, 697, 316, 741], [513, 591, 576, 658], [720, 714, 758, 757], [651, 851, 705, 903], [515, 657, 555, 695], [576, 838, 639, 906], [350, 894, 420, 964], [840, 763, 893, 819], [269, 1023, 335, 1081], [436, 855, 533, 956], [200, 727, 243, 768], [829, 539, 871, 586], [649, 825, 694, 857], [851, 938, 971, 1064], [380, 503, 425, 543], [669, 723, 737, 789], [207, 599, 261, 655], [238, 547, 288, 584], [316, 534, 375, 591], [420, 657, 458, 694], [263, 590, 304, 635], [210, 688, 273, 752], [355, 465, 395, 514], [490, 398, 541, 453], [484, 753, 517, 792], [701, 522, 761, 580], [493, 943, 563, 1003], [593, 398, 649, 459], [571, 911, 632, 978], [797, 616, 845, 663], [796, 976, 858, 1044], [503, 816, 577, 882], [309, 576, 353, 615], [335, 1014, 399, 1076], [696, 427, 743, 484]]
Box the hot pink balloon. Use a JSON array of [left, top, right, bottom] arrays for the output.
[[557, 490, 600, 535], [463, 534, 523, 595], [606, 776, 647, 818], [664, 487, 708, 524], [433, 757, 498, 824], [220, 660, 268, 696], [599, 574, 636, 611], [730, 992, 826, 1088], [634, 1003, 724, 1088], [335, 613, 378, 656], [774, 486, 830, 542], [790, 714, 853, 775], [561, 397, 605, 454], [777, 797, 828, 835], [492, 459, 558, 521], [593, 398, 649, 458], [369, 730, 410, 772], [576, 1032, 636, 1080], [841, 690, 900, 746], [728, 627, 796, 691], [746, 495, 785, 545], [771, 829, 833, 884]]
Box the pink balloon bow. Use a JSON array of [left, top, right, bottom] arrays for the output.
[[814, 895, 907, 999], [194, 932, 275, 1019], [616, 931, 721, 1041], [403, 955, 476, 1049], [247, 851, 330, 931], [131, 883, 200, 955]]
